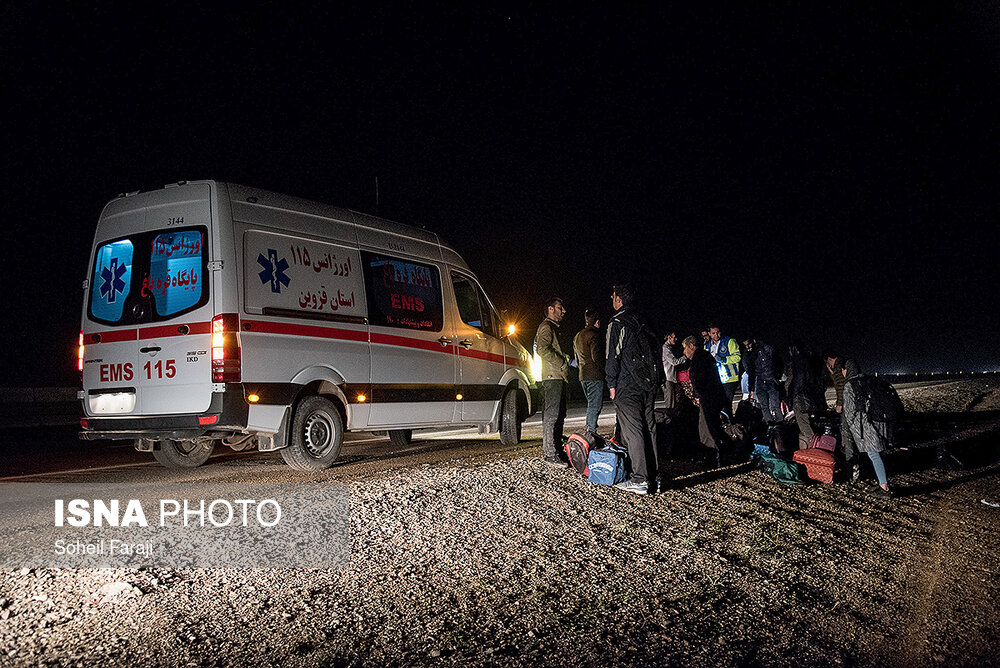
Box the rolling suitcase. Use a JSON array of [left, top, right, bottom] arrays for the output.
[[792, 447, 836, 484]]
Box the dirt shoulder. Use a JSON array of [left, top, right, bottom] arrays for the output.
[[3, 453, 999, 666], [892, 469, 1000, 667], [1, 384, 999, 666]]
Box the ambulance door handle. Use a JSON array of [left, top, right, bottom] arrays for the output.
[[459, 340, 473, 349], [139, 346, 161, 354], [437, 336, 452, 346]]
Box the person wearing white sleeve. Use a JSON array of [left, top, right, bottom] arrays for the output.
[[661, 331, 686, 409]]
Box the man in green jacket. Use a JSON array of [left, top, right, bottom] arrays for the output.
[[534, 297, 569, 466]]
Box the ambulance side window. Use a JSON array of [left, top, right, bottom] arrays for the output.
[[361, 251, 444, 331], [452, 273, 498, 338]]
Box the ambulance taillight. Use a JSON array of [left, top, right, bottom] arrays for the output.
[[77, 331, 84, 378], [211, 314, 241, 383]]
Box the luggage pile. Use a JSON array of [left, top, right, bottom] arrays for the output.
[[564, 430, 628, 486], [753, 419, 843, 485]]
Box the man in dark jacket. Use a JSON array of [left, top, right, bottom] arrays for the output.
[[785, 343, 826, 449], [605, 284, 662, 495], [741, 337, 757, 403], [573, 308, 605, 434], [754, 338, 784, 423], [683, 336, 728, 467]]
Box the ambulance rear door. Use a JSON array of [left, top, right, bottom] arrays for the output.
[[83, 185, 215, 417]]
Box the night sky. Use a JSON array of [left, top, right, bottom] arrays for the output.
[[3, 3, 997, 385]]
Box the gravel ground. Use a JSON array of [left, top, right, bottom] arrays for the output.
[[896, 378, 1000, 413], [1, 382, 999, 666]]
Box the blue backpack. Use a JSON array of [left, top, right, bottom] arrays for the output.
[[587, 443, 628, 485]]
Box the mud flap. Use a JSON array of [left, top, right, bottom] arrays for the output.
[[256, 409, 290, 452]]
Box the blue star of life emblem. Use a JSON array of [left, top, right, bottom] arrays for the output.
[[257, 249, 291, 293], [100, 258, 128, 304]]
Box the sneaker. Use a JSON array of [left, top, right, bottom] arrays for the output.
[[614, 478, 649, 496], [868, 484, 893, 498], [981, 499, 1000, 508], [542, 456, 565, 469]]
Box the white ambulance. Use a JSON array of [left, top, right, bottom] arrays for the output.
[[79, 181, 535, 470]]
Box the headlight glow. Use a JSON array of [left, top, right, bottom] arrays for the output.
[[529, 353, 542, 382]]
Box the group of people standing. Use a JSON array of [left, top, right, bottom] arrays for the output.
[[534, 286, 895, 496], [534, 285, 660, 495]]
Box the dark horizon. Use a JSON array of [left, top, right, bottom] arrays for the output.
[[3, 3, 998, 385]]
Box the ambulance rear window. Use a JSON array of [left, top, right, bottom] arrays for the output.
[[88, 227, 209, 325], [149, 230, 205, 317], [90, 239, 134, 323]]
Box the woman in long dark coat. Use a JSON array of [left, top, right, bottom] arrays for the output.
[[842, 360, 892, 496]]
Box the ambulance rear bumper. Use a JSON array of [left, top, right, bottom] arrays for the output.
[[78, 386, 249, 441]]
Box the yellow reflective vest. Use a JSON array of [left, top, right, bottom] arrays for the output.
[[705, 336, 742, 385]]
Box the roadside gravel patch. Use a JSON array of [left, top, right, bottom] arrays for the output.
[[2, 448, 999, 666], [897, 380, 999, 413]]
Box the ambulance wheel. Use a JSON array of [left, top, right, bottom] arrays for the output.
[[388, 429, 412, 447], [499, 389, 523, 446], [152, 439, 214, 469], [282, 396, 344, 471]]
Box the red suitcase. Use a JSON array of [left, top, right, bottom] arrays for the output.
[[792, 447, 836, 483]]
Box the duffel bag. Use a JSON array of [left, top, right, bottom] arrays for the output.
[[587, 443, 627, 486], [757, 451, 805, 486]]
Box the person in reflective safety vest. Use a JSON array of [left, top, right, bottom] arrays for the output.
[[704, 325, 741, 408]]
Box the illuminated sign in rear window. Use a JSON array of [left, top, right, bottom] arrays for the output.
[[90, 239, 134, 323], [87, 227, 208, 326], [148, 230, 205, 317], [362, 252, 443, 331]]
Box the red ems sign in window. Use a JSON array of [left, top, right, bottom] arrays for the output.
[[361, 251, 443, 332]]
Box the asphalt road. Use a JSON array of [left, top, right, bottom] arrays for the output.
[[0, 404, 615, 482], [0, 380, 969, 482]]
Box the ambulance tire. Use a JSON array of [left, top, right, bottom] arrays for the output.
[[498, 389, 523, 446], [282, 396, 344, 471], [152, 439, 214, 468], [388, 429, 412, 447]]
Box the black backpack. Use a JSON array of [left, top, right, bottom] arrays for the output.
[[853, 375, 904, 423], [629, 321, 663, 392]]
